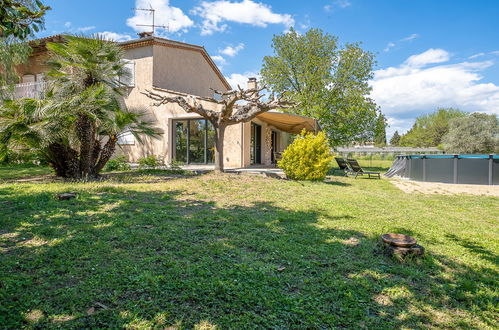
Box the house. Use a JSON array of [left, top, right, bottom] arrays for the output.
[[12, 34, 318, 168]]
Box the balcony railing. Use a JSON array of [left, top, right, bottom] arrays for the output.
[[1, 81, 47, 99]]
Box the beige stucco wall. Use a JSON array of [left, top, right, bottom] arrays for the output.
[[152, 44, 227, 98], [15, 52, 49, 80], [223, 123, 243, 168], [116, 45, 238, 165], [117, 45, 164, 161], [117, 41, 246, 167]]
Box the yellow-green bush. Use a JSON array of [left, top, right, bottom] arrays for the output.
[[278, 130, 333, 181]]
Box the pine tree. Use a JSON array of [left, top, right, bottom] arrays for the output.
[[390, 131, 401, 146]]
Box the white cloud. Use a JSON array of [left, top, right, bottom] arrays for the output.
[[335, 0, 352, 8], [385, 117, 412, 140], [220, 43, 244, 57], [324, 0, 351, 12], [383, 33, 419, 52], [405, 48, 449, 67], [211, 55, 227, 66], [383, 42, 395, 52], [192, 0, 294, 35], [468, 52, 486, 59], [225, 71, 260, 89], [127, 0, 194, 34], [371, 48, 499, 134], [469, 50, 499, 59], [77, 26, 96, 32], [401, 33, 419, 42], [64, 22, 71, 28], [97, 31, 133, 42]]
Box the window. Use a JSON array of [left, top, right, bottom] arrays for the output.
[[121, 60, 135, 87], [117, 131, 135, 145], [173, 119, 215, 164]]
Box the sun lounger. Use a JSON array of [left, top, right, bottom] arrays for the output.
[[332, 157, 351, 175], [346, 158, 381, 179]]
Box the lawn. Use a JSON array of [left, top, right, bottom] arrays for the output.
[[0, 166, 498, 328], [0, 164, 52, 181]]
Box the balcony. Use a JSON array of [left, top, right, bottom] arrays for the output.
[[3, 81, 47, 99]]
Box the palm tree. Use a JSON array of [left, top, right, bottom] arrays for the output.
[[45, 35, 133, 179], [0, 35, 159, 179]]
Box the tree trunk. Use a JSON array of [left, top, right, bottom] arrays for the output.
[[76, 114, 95, 180], [213, 123, 226, 173], [46, 143, 79, 178], [93, 135, 117, 174], [89, 139, 101, 176]]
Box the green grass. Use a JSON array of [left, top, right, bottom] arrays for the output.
[[0, 164, 52, 181], [0, 167, 497, 328]]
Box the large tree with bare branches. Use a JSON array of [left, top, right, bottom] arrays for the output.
[[144, 84, 294, 172]]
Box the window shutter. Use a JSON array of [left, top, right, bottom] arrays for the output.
[[122, 60, 135, 87], [117, 131, 135, 145]]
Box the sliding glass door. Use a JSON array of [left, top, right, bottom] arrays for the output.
[[250, 123, 262, 164], [173, 119, 215, 164]]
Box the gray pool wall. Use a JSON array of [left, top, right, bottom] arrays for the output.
[[393, 154, 498, 185]]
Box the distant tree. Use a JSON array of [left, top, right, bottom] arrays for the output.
[[0, 0, 47, 99], [374, 113, 387, 146], [442, 113, 498, 154], [399, 108, 467, 147], [0, 0, 50, 39], [390, 130, 401, 146], [0, 37, 32, 98], [260, 27, 379, 146]]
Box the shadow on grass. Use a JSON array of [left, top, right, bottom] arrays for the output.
[[446, 234, 499, 265], [0, 164, 53, 182], [0, 182, 496, 328]]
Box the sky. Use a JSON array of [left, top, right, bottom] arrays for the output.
[[37, 0, 499, 139]]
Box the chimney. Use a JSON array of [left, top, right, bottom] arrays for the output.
[[138, 31, 153, 38], [247, 77, 257, 90]]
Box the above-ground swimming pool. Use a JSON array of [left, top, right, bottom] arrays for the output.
[[385, 154, 499, 185]]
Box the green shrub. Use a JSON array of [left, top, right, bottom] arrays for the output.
[[278, 130, 333, 181], [138, 155, 162, 169], [0, 149, 46, 165], [104, 156, 131, 171]]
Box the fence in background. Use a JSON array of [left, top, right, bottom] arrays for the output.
[[334, 147, 441, 167]]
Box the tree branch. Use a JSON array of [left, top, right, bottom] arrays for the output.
[[142, 90, 219, 120], [143, 87, 296, 124]]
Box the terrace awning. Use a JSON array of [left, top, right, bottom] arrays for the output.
[[256, 111, 319, 134]]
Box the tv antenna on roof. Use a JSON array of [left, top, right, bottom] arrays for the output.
[[132, 4, 169, 36]]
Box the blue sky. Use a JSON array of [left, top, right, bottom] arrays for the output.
[[37, 0, 499, 138]]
